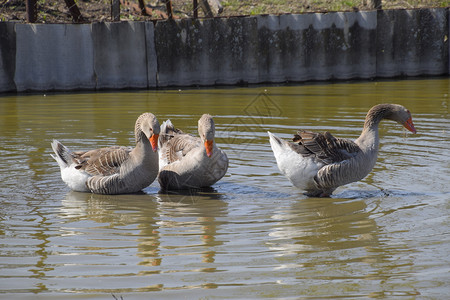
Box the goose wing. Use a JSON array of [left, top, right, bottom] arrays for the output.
[[73, 146, 131, 176], [292, 130, 361, 164]]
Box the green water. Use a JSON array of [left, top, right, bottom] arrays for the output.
[[0, 78, 449, 299]]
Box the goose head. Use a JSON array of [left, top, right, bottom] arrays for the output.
[[137, 112, 160, 152], [383, 104, 417, 134], [366, 104, 417, 134], [198, 114, 215, 157]]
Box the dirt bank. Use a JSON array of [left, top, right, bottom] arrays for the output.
[[1, 0, 447, 24]]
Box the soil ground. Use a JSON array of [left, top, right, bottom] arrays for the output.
[[0, 0, 448, 24]]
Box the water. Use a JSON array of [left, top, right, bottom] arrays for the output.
[[0, 78, 449, 299]]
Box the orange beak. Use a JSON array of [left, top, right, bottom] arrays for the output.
[[149, 134, 159, 152], [204, 140, 213, 158], [403, 117, 417, 134]]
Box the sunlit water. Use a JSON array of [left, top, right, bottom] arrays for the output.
[[0, 78, 449, 299]]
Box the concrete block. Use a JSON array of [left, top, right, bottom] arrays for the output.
[[93, 22, 148, 89], [256, 11, 377, 82], [154, 17, 259, 87], [145, 22, 158, 88], [14, 23, 95, 92], [0, 22, 16, 93], [377, 8, 449, 77]]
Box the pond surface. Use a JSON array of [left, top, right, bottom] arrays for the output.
[[0, 78, 449, 299]]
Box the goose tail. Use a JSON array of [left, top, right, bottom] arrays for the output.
[[158, 119, 184, 149], [268, 131, 289, 151], [160, 119, 175, 135], [158, 119, 173, 148], [51, 139, 72, 169]]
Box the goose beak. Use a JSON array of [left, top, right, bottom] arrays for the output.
[[403, 117, 417, 134], [204, 140, 213, 157], [149, 134, 159, 152]]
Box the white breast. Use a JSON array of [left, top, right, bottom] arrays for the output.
[[61, 164, 90, 192]]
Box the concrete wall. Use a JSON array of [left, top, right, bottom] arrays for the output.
[[377, 8, 449, 77], [257, 12, 377, 82], [14, 23, 95, 91], [0, 22, 16, 92], [92, 22, 155, 89], [0, 8, 448, 93]]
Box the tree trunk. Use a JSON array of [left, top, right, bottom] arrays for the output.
[[165, 0, 173, 19], [138, 0, 148, 15], [368, 0, 382, 9], [64, 0, 84, 23], [193, 0, 198, 18], [25, 0, 37, 23], [111, 0, 120, 21]]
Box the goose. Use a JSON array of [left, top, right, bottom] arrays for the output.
[[268, 104, 417, 197], [51, 112, 160, 195], [158, 114, 229, 190]]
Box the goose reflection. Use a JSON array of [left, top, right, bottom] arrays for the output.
[[59, 187, 228, 275], [269, 195, 420, 295], [59, 191, 162, 268], [268, 197, 382, 261], [156, 187, 228, 265]]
